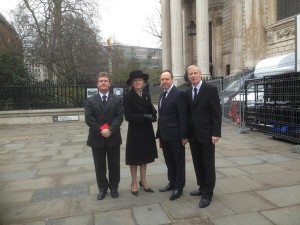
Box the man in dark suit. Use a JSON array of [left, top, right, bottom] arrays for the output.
[[156, 70, 188, 201], [85, 72, 123, 200], [185, 65, 222, 208]]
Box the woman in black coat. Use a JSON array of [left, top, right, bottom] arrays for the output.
[[123, 70, 158, 196]]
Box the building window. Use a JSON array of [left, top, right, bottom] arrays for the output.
[[226, 64, 230, 75], [277, 0, 300, 21]]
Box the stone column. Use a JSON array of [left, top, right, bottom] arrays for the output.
[[213, 16, 223, 77], [268, 0, 277, 25], [230, 0, 243, 74], [196, 0, 210, 77], [182, 2, 193, 71], [170, 0, 184, 85], [161, 0, 172, 70], [244, 0, 266, 67]]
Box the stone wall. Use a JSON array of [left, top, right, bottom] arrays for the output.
[[0, 109, 85, 125], [265, 17, 296, 57]]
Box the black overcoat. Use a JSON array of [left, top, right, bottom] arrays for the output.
[[123, 89, 158, 165]]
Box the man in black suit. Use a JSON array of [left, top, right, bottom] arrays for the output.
[[156, 70, 188, 201], [85, 72, 123, 200], [185, 65, 222, 208]]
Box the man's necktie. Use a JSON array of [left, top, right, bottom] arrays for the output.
[[193, 87, 198, 101], [161, 91, 167, 106], [102, 95, 107, 105]]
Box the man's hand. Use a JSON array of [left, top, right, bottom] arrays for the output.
[[212, 136, 219, 144], [101, 129, 111, 138], [181, 139, 188, 146]]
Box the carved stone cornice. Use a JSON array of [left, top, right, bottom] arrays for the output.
[[265, 17, 295, 44]]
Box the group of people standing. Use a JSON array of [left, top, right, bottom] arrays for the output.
[[85, 65, 222, 208]]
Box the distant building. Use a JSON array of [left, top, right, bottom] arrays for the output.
[[0, 13, 23, 56], [111, 45, 162, 70], [107, 45, 162, 72], [161, 0, 300, 84], [25, 59, 48, 81]]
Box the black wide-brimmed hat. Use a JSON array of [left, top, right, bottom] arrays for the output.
[[126, 70, 149, 86]]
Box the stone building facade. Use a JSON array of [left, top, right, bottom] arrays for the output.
[[0, 13, 23, 56], [161, 0, 300, 84]]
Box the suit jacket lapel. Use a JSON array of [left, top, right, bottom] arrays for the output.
[[158, 92, 164, 112], [193, 82, 206, 104], [104, 94, 114, 109], [95, 94, 105, 109], [159, 86, 175, 113]]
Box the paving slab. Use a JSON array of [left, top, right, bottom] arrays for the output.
[[172, 218, 213, 225], [0, 191, 33, 204], [67, 157, 94, 166], [254, 153, 293, 162], [255, 185, 300, 207], [239, 163, 286, 175], [261, 205, 300, 225], [216, 192, 276, 213], [2, 177, 54, 192], [226, 156, 264, 165], [94, 209, 135, 225], [216, 167, 249, 177], [32, 183, 89, 201], [218, 149, 264, 157], [0, 121, 299, 225], [210, 212, 274, 225], [215, 158, 236, 167], [133, 203, 171, 225], [216, 176, 265, 194], [161, 197, 234, 222], [45, 214, 93, 225], [0, 170, 37, 182], [249, 171, 300, 187], [274, 159, 300, 171], [0, 199, 73, 224]]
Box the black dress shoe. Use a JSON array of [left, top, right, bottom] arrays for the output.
[[169, 190, 182, 201], [190, 189, 202, 196], [110, 189, 119, 198], [97, 190, 107, 200], [199, 198, 211, 208], [159, 183, 174, 192]]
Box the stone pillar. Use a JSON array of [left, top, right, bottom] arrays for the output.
[[170, 0, 184, 85], [182, 2, 193, 71], [213, 16, 223, 77], [230, 0, 243, 74], [161, 0, 172, 70], [268, 0, 277, 25], [196, 0, 210, 77], [245, 0, 266, 67]]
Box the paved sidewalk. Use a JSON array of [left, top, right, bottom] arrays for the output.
[[0, 120, 300, 225]]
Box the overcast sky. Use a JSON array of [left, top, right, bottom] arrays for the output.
[[0, 0, 161, 48]]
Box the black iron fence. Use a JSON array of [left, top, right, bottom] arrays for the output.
[[0, 81, 127, 110]]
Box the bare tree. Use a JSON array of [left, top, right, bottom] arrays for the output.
[[11, 0, 104, 81], [144, 4, 161, 47], [61, 14, 106, 83]]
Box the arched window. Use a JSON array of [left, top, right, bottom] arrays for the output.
[[277, 0, 300, 20]]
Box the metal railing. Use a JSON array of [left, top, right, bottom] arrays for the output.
[[244, 72, 300, 143], [0, 80, 127, 110]]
